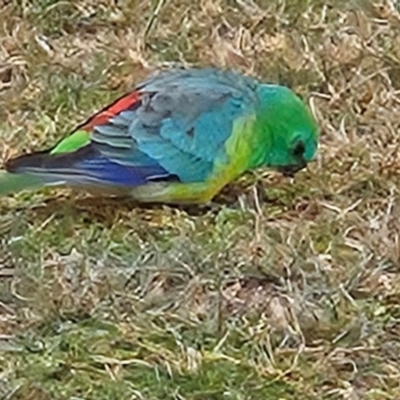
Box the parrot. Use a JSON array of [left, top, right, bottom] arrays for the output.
[[0, 67, 319, 204]]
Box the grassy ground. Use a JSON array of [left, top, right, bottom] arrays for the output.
[[0, 0, 400, 398]]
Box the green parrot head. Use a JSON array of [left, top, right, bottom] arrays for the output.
[[255, 84, 319, 176]]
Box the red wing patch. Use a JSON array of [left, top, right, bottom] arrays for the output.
[[77, 91, 142, 132]]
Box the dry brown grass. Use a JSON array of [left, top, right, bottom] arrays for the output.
[[1, 0, 400, 398]]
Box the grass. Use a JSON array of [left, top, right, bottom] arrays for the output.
[[1, 0, 400, 398]]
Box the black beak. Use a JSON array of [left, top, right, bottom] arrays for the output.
[[277, 162, 307, 177]]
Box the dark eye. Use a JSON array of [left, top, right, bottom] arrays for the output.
[[293, 140, 305, 157]]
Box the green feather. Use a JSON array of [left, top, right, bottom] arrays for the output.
[[0, 171, 45, 196], [50, 130, 90, 155], [0, 130, 90, 196]]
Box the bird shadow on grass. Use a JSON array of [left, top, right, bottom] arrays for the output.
[[2, 177, 292, 229], [13, 183, 248, 226]]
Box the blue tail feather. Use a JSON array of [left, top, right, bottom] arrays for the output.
[[74, 154, 172, 186], [5, 145, 175, 188]]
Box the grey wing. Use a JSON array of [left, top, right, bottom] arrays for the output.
[[91, 68, 259, 183]]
